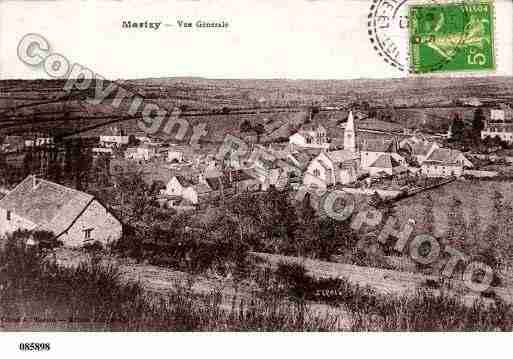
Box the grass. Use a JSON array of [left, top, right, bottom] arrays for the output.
[[2, 240, 513, 331], [0, 240, 342, 331]]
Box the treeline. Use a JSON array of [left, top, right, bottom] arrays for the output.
[[115, 185, 361, 276]]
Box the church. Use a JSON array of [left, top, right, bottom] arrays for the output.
[[302, 111, 407, 189]]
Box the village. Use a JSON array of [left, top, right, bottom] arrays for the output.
[[0, 104, 511, 248], [3, 84, 513, 332]]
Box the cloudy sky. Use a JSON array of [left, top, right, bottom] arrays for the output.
[[1, 0, 512, 80]]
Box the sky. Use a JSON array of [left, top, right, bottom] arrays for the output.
[[1, 0, 512, 80]]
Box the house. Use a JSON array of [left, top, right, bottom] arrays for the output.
[[1, 135, 24, 153], [162, 175, 194, 197], [167, 148, 185, 163], [289, 124, 329, 149], [408, 141, 439, 164], [0, 175, 122, 247], [92, 147, 114, 157], [125, 143, 159, 161], [24, 136, 53, 148], [359, 139, 406, 169], [100, 126, 129, 148], [367, 153, 407, 177], [481, 107, 513, 143], [304, 150, 359, 189], [421, 148, 473, 178]]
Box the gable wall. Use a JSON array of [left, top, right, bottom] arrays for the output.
[[59, 200, 122, 248]]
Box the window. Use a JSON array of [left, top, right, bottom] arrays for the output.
[[313, 168, 321, 177], [83, 228, 94, 240], [6, 210, 11, 221]]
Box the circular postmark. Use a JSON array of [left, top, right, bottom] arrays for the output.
[[367, 0, 470, 73]]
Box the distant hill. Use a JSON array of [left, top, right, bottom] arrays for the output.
[[0, 76, 511, 139]]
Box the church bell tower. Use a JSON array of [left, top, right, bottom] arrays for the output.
[[344, 110, 358, 153]]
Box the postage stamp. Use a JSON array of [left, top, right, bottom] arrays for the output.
[[408, 1, 496, 74]]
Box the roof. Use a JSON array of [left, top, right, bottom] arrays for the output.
[[325, 150, 358, 164], [204, 169, 256, 191], [0, 176, 95, 236], [369, 154, 402, 168], [360, 139, 397, 153], [411, 142, 436, 156], [205, 176, 232, 191], [174, 175, 195, 187], [423, 148, 467, 165]]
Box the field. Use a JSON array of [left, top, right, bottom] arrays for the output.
[[2, 242, 513, 331], [1, 76, 512, 140]]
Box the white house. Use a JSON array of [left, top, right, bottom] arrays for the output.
[[481, 108, 513, 143], [24, 137, 53, 148], [421, 148, 473, 178], [303, 150, 359, 189], [167, 149, 185, 163], [0, 175, 122, 247], [125, 143, 159, 161], [162, 175, 194, 197], [289, 125, 329, 149], [92, 147, 114, 157], [100, 126, 129, 147]]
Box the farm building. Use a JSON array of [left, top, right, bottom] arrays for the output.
[[289, 124, 329, 150], [0, 175, 122, 247]]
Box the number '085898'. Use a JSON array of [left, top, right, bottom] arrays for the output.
[[19, 343, 51, 351]]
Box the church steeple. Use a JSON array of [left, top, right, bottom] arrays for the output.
[[344, 110, 358, 153]]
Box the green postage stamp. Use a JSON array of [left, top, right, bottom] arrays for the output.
[[409, 2, 495, 74]]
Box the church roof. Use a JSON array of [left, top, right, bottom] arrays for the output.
[[360, 139, 397, 153]]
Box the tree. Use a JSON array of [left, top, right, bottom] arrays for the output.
[[450, 113, 465, 141], [472, 108, 485, 138], [114, 171, 158, 226], [253, 123, 266, 143], [239, 119, 252, 133], [294, 195, 319, 257]]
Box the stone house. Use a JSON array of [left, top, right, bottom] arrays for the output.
[[0, 175, 122, 247]]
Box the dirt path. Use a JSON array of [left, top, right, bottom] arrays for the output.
[[251, 252, 513, 306]]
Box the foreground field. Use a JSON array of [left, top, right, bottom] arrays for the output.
[[2, 245, 511, 331]]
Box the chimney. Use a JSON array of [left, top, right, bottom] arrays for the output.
[[32, 175, 39, 189]]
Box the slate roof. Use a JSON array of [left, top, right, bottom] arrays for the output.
[[369, 154, 402, 168], [204, 170, 257, 191], [174, 175, 195, 187], [0, 175, 94, 236], [423, 148, 467, 165]]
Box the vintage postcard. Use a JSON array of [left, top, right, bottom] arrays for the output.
[[0, 0, 513, 356]]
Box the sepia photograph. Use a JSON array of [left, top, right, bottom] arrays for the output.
[[0, 0, 513, 356]]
